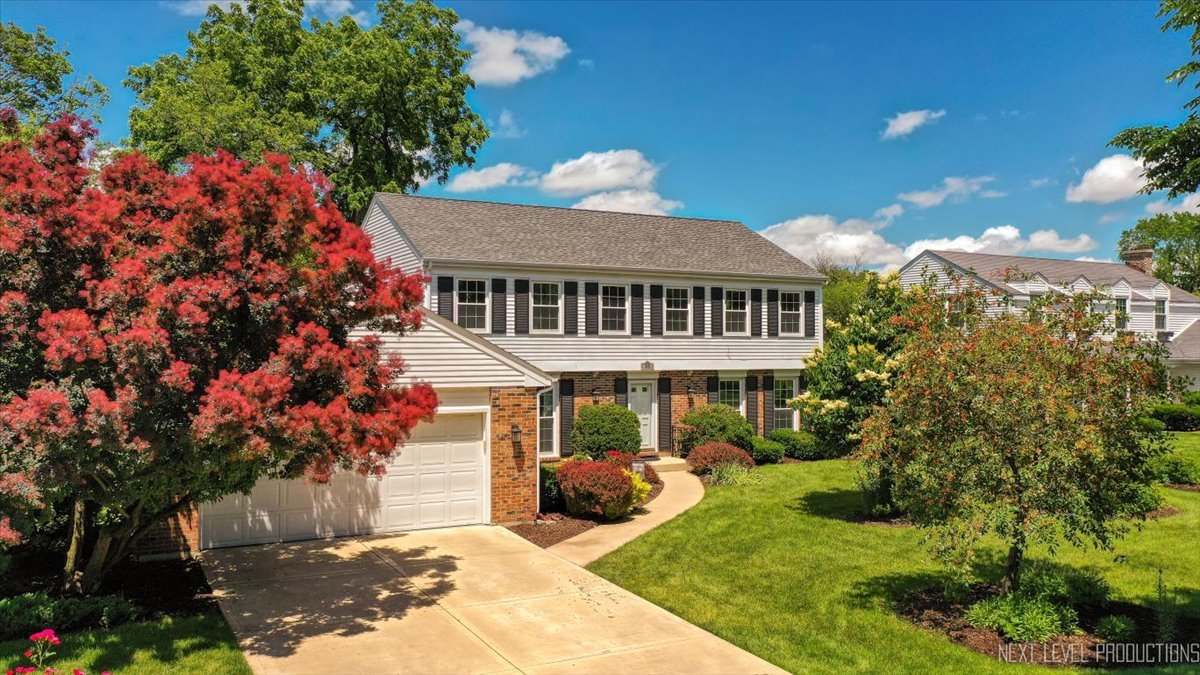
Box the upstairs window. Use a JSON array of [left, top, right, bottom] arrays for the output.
[[456, 279, 487, 331], [773, 377, 796, 430], [665, 287, 691, 334], [725, 289, 748, 335], [538, 389, 555, 456], [532, 282, 561, 332], [1114, 298, 1128, 331], [601, 285, 628, 333], [1155, 299, 1167, 330], [718, 378, 743, 413], [780, 291, 802, 335]]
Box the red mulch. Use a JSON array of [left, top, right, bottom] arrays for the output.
[[1146, 506, 1183, 519], [507, 476, 665, 549]]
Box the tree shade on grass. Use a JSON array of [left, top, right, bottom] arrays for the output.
[[0, 613, 249, 675], [589, 441, 1200, 674]]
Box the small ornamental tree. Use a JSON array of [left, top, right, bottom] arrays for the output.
[[859, 282, 1172, 593], [0, 116, 437, 593]]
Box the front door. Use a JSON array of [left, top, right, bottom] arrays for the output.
[[628, 381, 654, 449]]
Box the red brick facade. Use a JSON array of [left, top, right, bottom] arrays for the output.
[[134, 502, 200, 558], [489, 386, 540, 523]]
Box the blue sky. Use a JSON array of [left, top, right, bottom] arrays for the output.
[[6, 0, 1197, 268]]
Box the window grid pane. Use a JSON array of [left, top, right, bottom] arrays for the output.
[[773, 379, 795, 430], [457, 280, 487, 330], [780, 291, 802, 334], [538, 391, 554, 454], [1115, 298, 1128, 330], [725, 290, 748, 334], [601, 285, 627, 332], [1155, 300, 1167, 330], [665, 288, 690, 333], [532, 282, 560, 332], [718, 379, 741, 409]]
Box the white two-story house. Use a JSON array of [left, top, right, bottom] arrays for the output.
[[196, 195, 824, 550], [899, 248, 1200, 389]]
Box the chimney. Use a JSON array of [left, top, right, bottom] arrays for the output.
[[1121, 248, 1154, 277]]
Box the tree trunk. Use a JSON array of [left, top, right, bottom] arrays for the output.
[[1001, 543, 1024, 594], [79, 528, 113, 595], [61, 498, 86, 595]]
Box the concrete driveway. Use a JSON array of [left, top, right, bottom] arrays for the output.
[[203, 525, 784, 675]]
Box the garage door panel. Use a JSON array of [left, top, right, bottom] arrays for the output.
[[200, 413, 487, 549]]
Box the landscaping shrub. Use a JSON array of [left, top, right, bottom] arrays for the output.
[[0, 592, 139, 641], [766, 428, 824, 460], [603, 451, 635, 469], [964, 595, 1077, 643], [539, 463, 564, 513], [686, 442, 755, 475], [556, 460, 636, 520], [749, 437, 785, 465], [1021, 566, 1110, 608], [676, 404, 754, 457], [707, 464, 764, 486], [1149, 453, 1200, 485], [629, 470, 652, 506], [569, 404, 642, 459], [1182, 390, 1200, 406], [1096, 615, 1136, 642], [642, 463, 660, 485], [1149, 403, 1200, 431]]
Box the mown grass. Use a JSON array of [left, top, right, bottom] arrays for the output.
[[1, 612, 250, 675], [589, 433, 1200, 674]]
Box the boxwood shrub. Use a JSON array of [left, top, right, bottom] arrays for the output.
[[556, 460, 636, 520], [749, 437, 785, 464], [1149, 403, 1200, 431], [766, 428, 824, 460], [570, 403, 642, 459], [677, 404, 754, 457], [539, 463, 564, 513]]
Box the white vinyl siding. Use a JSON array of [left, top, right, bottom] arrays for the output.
[[780, 291, 802, 335], [532, 282, 561, 333], [457, 279, 488, 331], [361, 202, 423, 275], [725, 289, 748, 335], [665, 287, 691, 334], [601, 285, 628, 333]]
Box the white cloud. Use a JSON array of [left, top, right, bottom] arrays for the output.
[[579, 58, 595, 69], [873, 203, 904, 223], [905, 225, 1096, 258], [495, 109, 525, 139], [306, 0, 370, 25], [1065, 154, 1147, 204], [1145, 193, 1200, 215], [457, 20, 570, 86], [1074, 256, 1114, 263], [1098, 212, 1125, 225], [881, 109, 946, 139], [572, 189, 683, 216], [1028, 177, 1053, 189], [898, 176, 995, 209], [540, 149, 658, 196], [762, 214, 907, 268], [160, 0, 239, 15], [445, 163, 538, 192], [981, 189, 1007, 198]]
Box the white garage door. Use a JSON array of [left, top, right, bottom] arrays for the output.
[[200, 413, 487, 549]]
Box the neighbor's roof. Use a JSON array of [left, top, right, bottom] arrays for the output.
[[1169, 320, 1200, 363], [372, 193, 824, 281], [918, 250, 1200, 303]]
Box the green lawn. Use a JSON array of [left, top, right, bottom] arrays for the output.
[[589, 433, 1200, 674], [1, 612, 250, 675], [1172, 430, 1200, 465]]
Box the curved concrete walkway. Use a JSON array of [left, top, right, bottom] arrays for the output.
[[548, 470, 704, 566]]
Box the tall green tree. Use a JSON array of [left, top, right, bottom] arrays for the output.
[[1110, 0, 1200, 197], [0, 23, 109, 128], [1119, 211, 1200, 292], [126, 0, 488, 215]]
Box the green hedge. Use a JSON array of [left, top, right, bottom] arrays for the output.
[[570, 403, 642, 459], [539, 463, 564, 512], [677, 404, 753, 457], [1149, 403, 1200, 431], [749, 437, 785, 464], [0, 593, 139, 641], [766, 428, 824, 460]]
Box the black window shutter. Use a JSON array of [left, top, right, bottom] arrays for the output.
[[767, 289, 779, 337], [804, 290, 816, 338], [514, 279, 530, 334], [564, 281, 578, 335], [437, 276, 454, 320], [657, 376, 672, 451], [649, 285, 664, 336], [614, 377, 628, 406], [631, 284, 645, 336], [745, 375, 759, 434], [559, 379, 574, 456], [751, 288, 763, 337], [585, 282, 599, 335], [762, 374, 776, 434], [710, 287, 724, 337], [491, 278, 507, 334], [692, 286, 705, 336], [706, 375, 719, 404]]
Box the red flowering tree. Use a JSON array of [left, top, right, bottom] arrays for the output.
[[0, 115, 437, 592], [859, 281, 1171, 593]]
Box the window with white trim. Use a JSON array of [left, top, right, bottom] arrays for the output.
[[532, 282, 561, 332], [780, 291, 802, 335], [456, 279, 487, 331], [724, 289, 748, 335], [1114, 298, 1128, 330], [1155, 299, 1167, 330], [665, 287, 691, 334], [718, 378, 743, 413], [601, 285, 628, 333], [537, 389, 555, 455], [773, 377, 796, 430]]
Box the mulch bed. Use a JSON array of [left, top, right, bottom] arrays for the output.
[[1145, 506, 1183, 519], [897, 584, 1194, 668], [1164, 483, 1200, 493], [508, 476, 666, 549]]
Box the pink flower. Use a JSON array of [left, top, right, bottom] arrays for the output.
[[29, 629, 60, 645]]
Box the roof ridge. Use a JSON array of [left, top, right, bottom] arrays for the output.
[[931, 249, 1127, 267], [375, 191, 744, 225]]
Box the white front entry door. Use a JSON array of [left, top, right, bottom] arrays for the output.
[[628, 382, 655, 449], [199, 413, 487, 549]]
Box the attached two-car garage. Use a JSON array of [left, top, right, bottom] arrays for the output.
[[199, 413, 488, 549]]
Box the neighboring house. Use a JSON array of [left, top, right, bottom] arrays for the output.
[[188, 195, 825, 551], [899, 248, 1200, 390]]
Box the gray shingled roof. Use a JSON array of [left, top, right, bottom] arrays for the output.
[[1169, 320, 1200, 363], [373, 194, 824, 281], [924, 250, 1200, 303]]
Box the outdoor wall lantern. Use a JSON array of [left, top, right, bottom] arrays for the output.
[[591, 387, 600, 404], [510, 424, 522, 450]]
